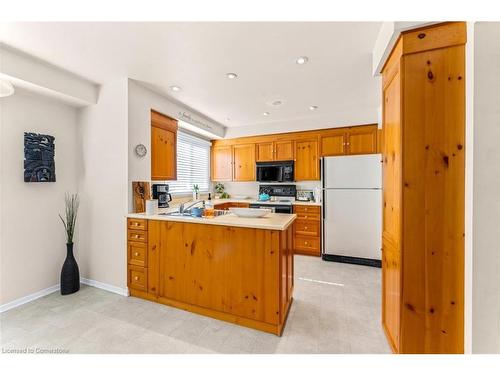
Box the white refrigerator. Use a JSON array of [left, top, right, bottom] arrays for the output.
[[321, 155, 382, 262]]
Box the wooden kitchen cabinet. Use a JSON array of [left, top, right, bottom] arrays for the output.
[[211, 123, 379, 182], [274, 140, 294, 160], [320, 125, 378, 156], [294, 138, 320, 181], [256, 140, 294, 162], [151, 110, 177, 181], [320, 128, 346, 156], [347, 126, 378, 155], [256, 142, 274, 162], [381, 22, 466, 354], [293, 205, 321, 256], [211, 145, 233, 181], [233, 144, 256, 181]]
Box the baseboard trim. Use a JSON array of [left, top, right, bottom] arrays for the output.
[[0, 284, 59, 313], [81, 278, 129, 297], [322, 254, 382, 268], [0, 278, 129, 314]]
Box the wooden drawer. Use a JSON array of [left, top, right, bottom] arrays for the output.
[[294, 236, 320, 252], [294, 205, 320, 214], [128, 265, 147, 291], [128, 229, 147, 243], [294, 220, 320, 237], [295, 212, 320, 221], [128, 218, 147, 231], [128, 241, 147, 267]]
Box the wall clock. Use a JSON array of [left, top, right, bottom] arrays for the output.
[[134, 144, 147, 158]]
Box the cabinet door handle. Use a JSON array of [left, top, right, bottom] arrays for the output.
[[133, 222, 139, 226], [134, 235, 140, 239], [304, 215, 308, 218], [134, 252, 139, 256], [304, 241, 309, 245], [134, 276, 139, 281], [304, 226, 308, 230]]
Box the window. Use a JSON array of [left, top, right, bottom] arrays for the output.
[[167, 130, 211, 195]]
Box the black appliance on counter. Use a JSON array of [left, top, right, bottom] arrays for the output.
[[152, 184, 172, 208], [256, 161, 294, 182], [249, 185, 297, 214]]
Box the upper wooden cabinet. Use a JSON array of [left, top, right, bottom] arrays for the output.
[[256, 140, 294, 161], [151, 110, 177, 181], [211, 145, 233, 181], [347, 126, 378, 155], [256, 142, 274, 162], [211, 123, 378, 182], [320, 125, 378, 156], [320, 128, 346, 156], [233, 144, 256, 181], [294, 138, 320, 181]]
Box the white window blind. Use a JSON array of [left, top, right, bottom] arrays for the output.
[[166, 130, 211, 195]]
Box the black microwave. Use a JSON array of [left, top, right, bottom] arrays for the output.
[[256, 161, 294, 182]]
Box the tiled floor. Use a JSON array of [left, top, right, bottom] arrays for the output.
[[0, 256, 391, 354]]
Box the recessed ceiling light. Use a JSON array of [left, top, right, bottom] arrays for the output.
[[309, 105, 318, 111], [263, 112, 270, 116], [225, 117, 231, 121], [296, 56, 309, 65], [271, 100, 283, 106], [170, 85, 181, 92], [226, 73, 238, 79]]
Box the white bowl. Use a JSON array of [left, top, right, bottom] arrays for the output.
[[228, 208, 271, 218]]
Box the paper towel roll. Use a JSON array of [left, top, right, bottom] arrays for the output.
[[145, 199, 158, 215]]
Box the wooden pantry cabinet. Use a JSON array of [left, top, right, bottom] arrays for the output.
[[381, 22, 466, 354], [151, 110, 178, 181]]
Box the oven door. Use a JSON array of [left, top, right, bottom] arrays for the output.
[[273, 205, 292, 214]]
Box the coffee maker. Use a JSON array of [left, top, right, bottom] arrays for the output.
[[152, 184, 172, 208]]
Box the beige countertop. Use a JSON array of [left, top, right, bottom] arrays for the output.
[[127, 210, 297, 231]]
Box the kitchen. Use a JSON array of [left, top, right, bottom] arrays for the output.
[[0, 18, 478, 359]]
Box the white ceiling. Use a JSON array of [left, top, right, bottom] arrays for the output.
[[0, 22, 382, 129]]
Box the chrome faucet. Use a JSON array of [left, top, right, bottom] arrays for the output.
[[179, 200, 205, 214]]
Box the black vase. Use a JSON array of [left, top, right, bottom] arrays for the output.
[[60, 243, 80, 295]]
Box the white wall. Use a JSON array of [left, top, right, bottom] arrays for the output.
[[77, 79, 128, 291], [472, 22, 500, 354], [127, 79, 224, 211], [224, 104, 380, 139], [0, 89, 78, 305]]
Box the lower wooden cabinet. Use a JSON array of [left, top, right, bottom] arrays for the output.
[[293, 205, 321, 256], [128, 264, 148, 292], [127, 219, 294, 336], [214, 202, 249, 210]]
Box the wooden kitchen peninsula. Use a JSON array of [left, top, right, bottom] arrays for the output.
[[126, 212, 296, 335]]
